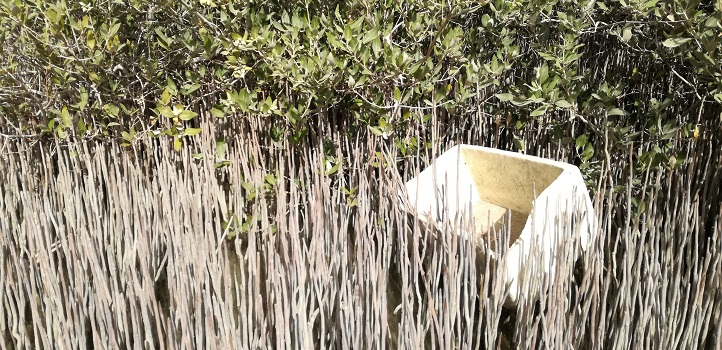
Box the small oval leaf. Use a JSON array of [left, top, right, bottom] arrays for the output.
[[530, 105, 548, 117], [555, 100, 573, 108], [495, 93, 514, 101], [662, 38, 691, 48], [184, 128, 202, 136]]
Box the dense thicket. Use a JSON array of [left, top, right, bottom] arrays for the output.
[[2, 0, 720, 170]]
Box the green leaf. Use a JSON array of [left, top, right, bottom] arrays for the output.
[[704, 17, 719, 28], [372, 37, 381, 55], [166, 78, 178, 94], [433, 87, 447, 102], [530, 105, 547, 116], [86, 31, 96, 49], [60, 106, 72, 127], [481, 14, 492, 27], [351, 16, 364, 30], [161, 89, 171, 105], [107, 22, 121, 39], [538, 64, 549, 83], [326, 161, 340, 175], [157, 105, 174, 118], [291, 12, 302, 28], [555, 100, 573, 108], [621, 27, 632, 42], [362, 28, 379, 44], [608, 108, 627, 116], [241, 181, 255, 193], [662, 38, 691, 48], [77, 117, 87, 136], [184, 128, 202, 136], [495, 93, 514, 101], [581, 142, 594, 160], [76, 91, 89, 110], [210, 108, 225, 118], [174, 137, 182, 152], [103, 104, 120, 118], [155, 27, 172, 47], [510, 97, 534, 107], [576, 134, 588, 149], [264, 174, 276, 186], [178, 110, 198, 121], [214, 160, 232, 169], [538, 52, 556, 61], [512, 135, 525, 151], [181, 83, 201, 96]]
